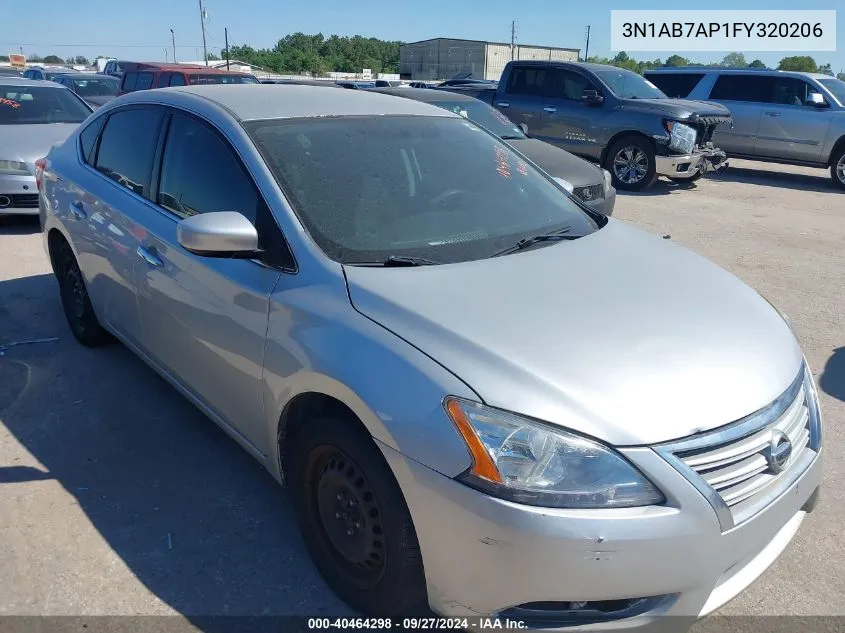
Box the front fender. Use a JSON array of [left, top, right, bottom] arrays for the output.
[[261, 278, 477, 482]]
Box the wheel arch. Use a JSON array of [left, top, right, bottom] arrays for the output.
[[601, 130, 656, 166], [828, 134, 845, 166]]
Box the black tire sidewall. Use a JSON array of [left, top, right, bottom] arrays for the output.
[[57, 248, 111, 347], [606, 136, 658, 191], [287, 416, 428, 617], [831, 149, 845, 190]]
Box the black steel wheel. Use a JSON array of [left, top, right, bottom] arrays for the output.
[[57, 246, 113, 347], [288, 415, 429, 617]]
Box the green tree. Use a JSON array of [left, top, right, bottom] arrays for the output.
[[42, 54, 64, 64], [838, 72, 845, 81], [0, 55, 8, 62], [664, 54, 690, 67], [205, 52, 220, 61], [720, 52, 747, 67], [818, 63, 834, 76], [26, 55, 44, 63], [749, 59, 766, 69], [777, 56, 817, 72], [74, 56, 89, 65]]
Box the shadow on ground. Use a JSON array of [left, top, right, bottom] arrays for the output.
[[820, 347, 845, 403], [713, 164, 836, 194], [0, 273, 349, 625], [0, 215, 41, 236], [617, 178, 700, 197]]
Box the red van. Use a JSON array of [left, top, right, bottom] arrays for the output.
[[117, 62, 259, 95]]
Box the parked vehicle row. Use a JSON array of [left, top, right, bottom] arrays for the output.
[[36, 83, 822, 631], [438, 61, 732, 191], [644, 67, 845, 189]]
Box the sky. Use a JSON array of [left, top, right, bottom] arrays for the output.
[[4, 0, 843, 72]]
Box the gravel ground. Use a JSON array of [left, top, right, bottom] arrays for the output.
[[0, 159, 842, 624]]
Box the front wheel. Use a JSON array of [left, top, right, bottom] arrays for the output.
[[287, 415, 429, 617], [831, 146, 845, 191], [605, 136, 658, 191]]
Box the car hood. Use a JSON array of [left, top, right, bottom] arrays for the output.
[[506, 138, 603, 186], [621, 98, 732, 122], [84, 95, 116, 108], [344, 221, 802, 446], [0, 123, 79, 170]]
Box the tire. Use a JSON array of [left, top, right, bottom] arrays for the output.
[[831, 146, 845, 191], [669, 171, 703, 184], [604, 136, 658, 191], [287, 415, 429, 617], [56, 244, 114, 347]]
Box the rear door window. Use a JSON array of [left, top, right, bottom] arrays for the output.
[[121, 72, 138, 92], [645, 73, 704, 98], [135, 72, 154, 91], [505, 67, 547, 97], [79, 116, 106, 165], [709, 75, 775, 103], [168, 73, 186, 87], [95, 107, 164, 198]]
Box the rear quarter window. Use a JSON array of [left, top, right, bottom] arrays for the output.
[[644, 73, 704, 98]]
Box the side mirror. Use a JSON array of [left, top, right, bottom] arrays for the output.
[[519, 123, 529, 135], [582, 89, 604, 106], [177, 211, 260, 258], [807, 92, 828, 107]]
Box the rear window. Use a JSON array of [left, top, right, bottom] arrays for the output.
[[72, 77, 119, 97], [121, 71, 154, 92], [644, 73, 704, 98], [187, 73, 258, 85], [0, 84, 91, 124], [709, 75, 775, 102]]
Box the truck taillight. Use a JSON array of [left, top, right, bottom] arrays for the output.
[[34, 158, 46, 190]]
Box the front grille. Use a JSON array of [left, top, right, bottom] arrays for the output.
[[573, 183, 604, 203], [11, 194, 39, 208], [657, 368, 821, 531]]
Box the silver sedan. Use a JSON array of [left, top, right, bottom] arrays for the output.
[[40, 84, 821, 630], [1, 78, 91, 215]]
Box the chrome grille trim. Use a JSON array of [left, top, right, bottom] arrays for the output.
[[654, 366, 821, 532]]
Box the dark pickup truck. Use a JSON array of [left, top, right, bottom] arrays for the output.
[[441, 61, 732, 191]]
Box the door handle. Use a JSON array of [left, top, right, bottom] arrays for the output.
[[496, 102, 510, 108], [543, 107, 557, 113], [136, 245, 163, 268], [764, 111, 781, 117], [68, 200, 87, 220]]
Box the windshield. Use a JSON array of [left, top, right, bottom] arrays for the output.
[[71, 77, 118, 96], [0, 84, 91, 124], [818, 78, 845, 107], [428, 99, 525, 139], [593, 68, 667, 100], [188, 73, 259, 85], [246, 116, 599, 264]]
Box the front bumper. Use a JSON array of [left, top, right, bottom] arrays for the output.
[[380, 439, 821, 631], [0, 173, 39, 216], [655, 147, 728, 179]]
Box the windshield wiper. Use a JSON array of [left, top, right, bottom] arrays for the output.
[[490, 228, 580, 258], [351, 255, 442, 267]]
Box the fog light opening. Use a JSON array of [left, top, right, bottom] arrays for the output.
[[499, 595, 674, 626]]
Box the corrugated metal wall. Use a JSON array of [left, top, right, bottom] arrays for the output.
[[400, 39, 579, 81]]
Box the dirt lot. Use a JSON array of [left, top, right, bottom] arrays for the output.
[[1, 159, 843, 622]]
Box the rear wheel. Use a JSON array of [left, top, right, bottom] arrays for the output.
[[605, 136, 658, 191], [831, 146, 845, 191], [56, 245, 113, 347], [287, 415, 429, 617]]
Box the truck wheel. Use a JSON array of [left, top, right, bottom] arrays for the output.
[[605, 136, 658, 191], [831, 146, 845, 191], [287, 414, 429, 617]]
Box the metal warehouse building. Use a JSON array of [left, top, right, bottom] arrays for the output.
[[399, 38, 580, 81]]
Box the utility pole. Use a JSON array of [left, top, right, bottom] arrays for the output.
[[170, 29, 177, 63], [584, 25, 591, 62], [225, 27, 230, 70], [198, 0, 208, 65], [510, 20, 516, 61]]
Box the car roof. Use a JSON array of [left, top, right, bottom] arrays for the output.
[[120, 84, 459, 121], [509, 60, 622, 73], [644, 67, 830, 80], [0, 77, 67, 88], [54, 73, 118, 81], [370, 87, 476, 103], [123, 62, 251, 74]]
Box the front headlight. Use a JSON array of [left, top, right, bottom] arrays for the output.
[[445, 398, 665, 508], [602, 168, 612, 192], [0, 160, 30, 175]]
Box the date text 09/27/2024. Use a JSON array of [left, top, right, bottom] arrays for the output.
[[307, 618, 528, 630]]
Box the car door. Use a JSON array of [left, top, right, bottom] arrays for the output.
[[494, 65, 545, 137], [59, 106, 165, 347], [707, 74, 771, 156], [536, 68, 603, 159], [755, 77, 832, 163], [133, 110, 284, 449]]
